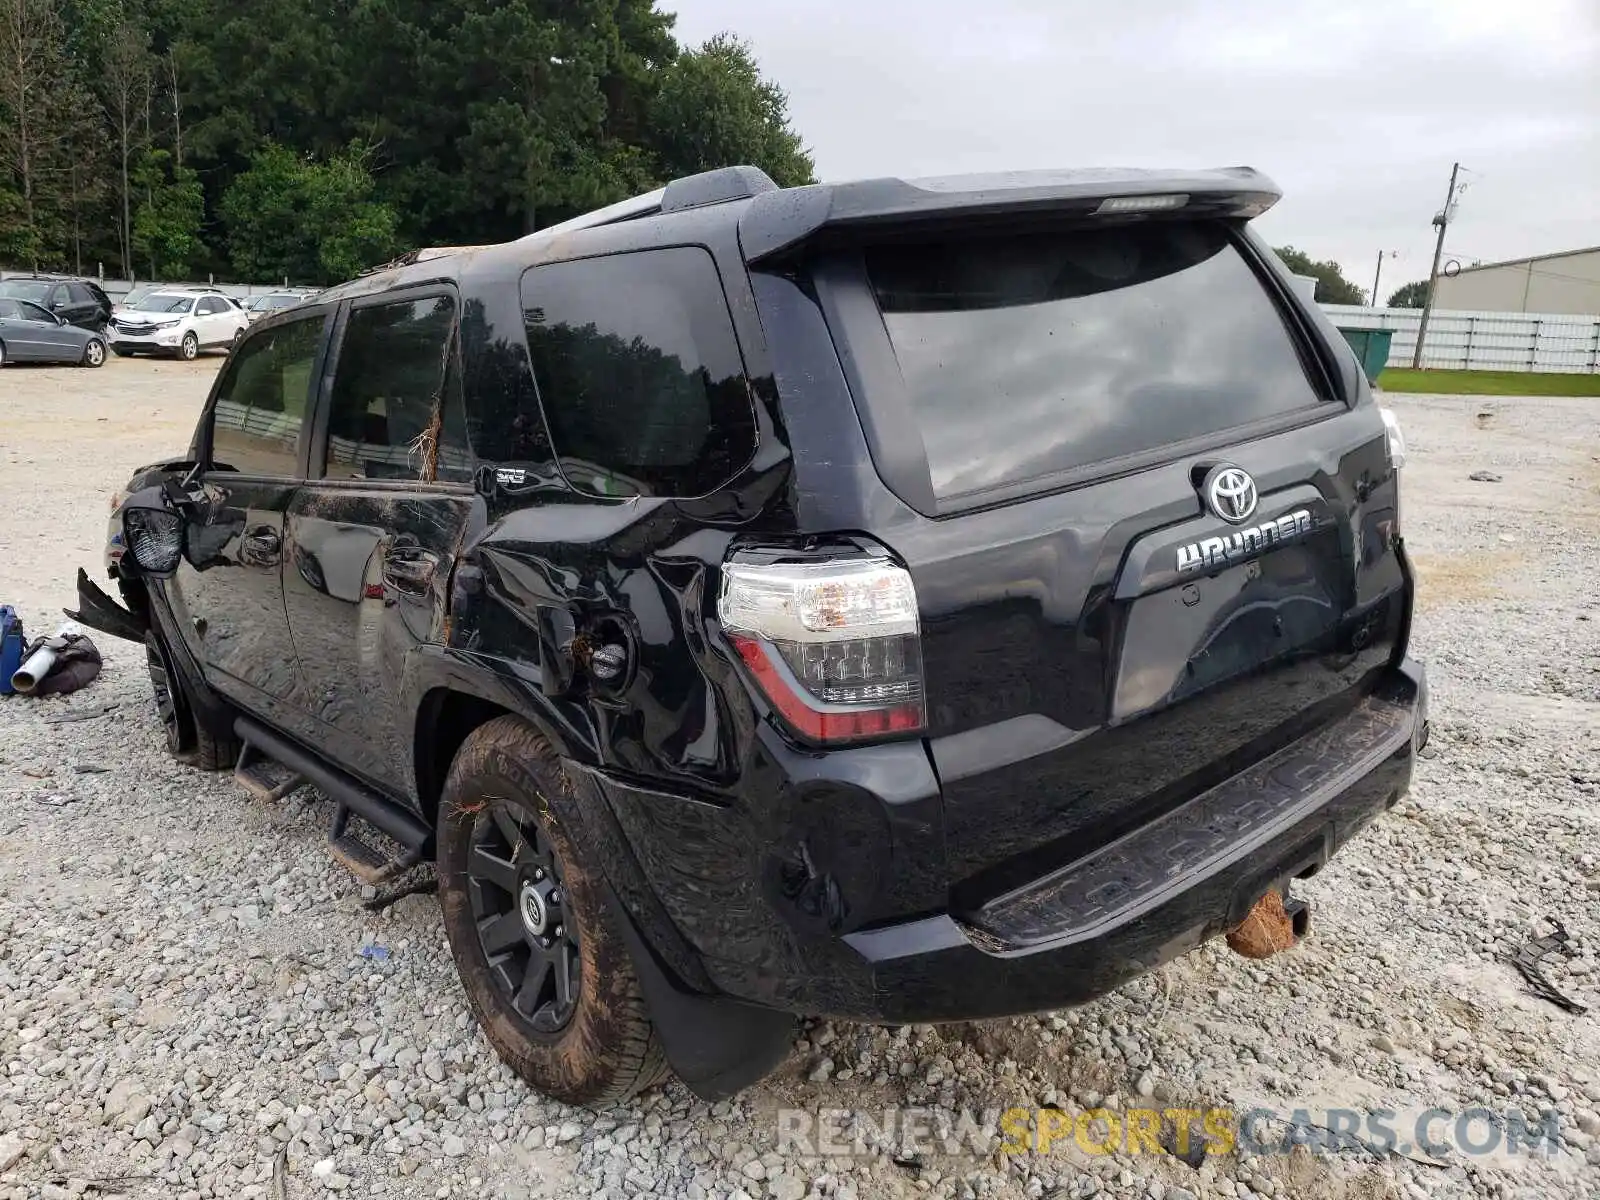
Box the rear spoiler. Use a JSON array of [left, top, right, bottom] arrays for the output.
[[738, 166, 1281, 263]]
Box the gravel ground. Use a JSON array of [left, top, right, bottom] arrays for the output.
[[2, 359, 1598, 1200]]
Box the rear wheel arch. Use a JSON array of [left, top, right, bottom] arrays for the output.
[[411, 662, 592, 829], [414, 688, 514, 828]]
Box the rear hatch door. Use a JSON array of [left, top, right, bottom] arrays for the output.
[[793, 205, 1408, 901]]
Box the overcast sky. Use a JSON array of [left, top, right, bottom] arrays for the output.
[[667, 0, 1599, 302]]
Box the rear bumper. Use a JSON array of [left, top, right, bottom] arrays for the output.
[[601, 657, 1427, 1024], [834, 659, 1425, 1022]]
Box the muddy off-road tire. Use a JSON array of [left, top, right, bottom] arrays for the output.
[[437, 717, 669, 1106], [144, 628, 240, 771]]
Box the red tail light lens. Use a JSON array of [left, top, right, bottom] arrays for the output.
[[718, 555, 926, 743]]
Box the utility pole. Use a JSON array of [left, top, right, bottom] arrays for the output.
[[1371, 250, 1396, 309], [1412, 161, 1461, 369]]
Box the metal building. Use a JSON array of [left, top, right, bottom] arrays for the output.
[[1432, 246, 1600, 316]]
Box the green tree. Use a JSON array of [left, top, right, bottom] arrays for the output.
[[97, 11, 152, 277], [339, 0, 679, 242], [649, 33, 814, 188], [131, 147, 202, 276], [1273, 246, 1366, 306], [220, 142, 398, 284], [12, 0, 815, 278], [303, 149, 401, 282], [0, 0, 105, 270], [1387, 280, 1429, 308]]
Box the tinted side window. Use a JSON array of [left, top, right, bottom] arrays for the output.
[[208, 315, 324, 477], [21, 301, 53, 323], [323, 295, 472, 483], [68, 283, 96, 305], [49, 285, 68, 308], [197, 296, 224, 315], [520, 247, 755, 498]]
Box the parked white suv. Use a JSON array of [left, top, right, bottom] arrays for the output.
[[107, 290, 251, 360]]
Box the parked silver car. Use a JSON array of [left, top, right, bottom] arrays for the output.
[[244, 291, 318, 323], [0, 297, 108, 367]]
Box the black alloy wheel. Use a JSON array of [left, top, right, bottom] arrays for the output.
[[465, 799, 582, 1033]]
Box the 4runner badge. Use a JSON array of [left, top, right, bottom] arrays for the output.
[[1177, 509, 1314, 574]]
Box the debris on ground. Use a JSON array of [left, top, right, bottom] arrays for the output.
[[1469, 470, 1504, 482], [1510, 920, 1590, 1014], [362, 874, 439, 912], [39, 701, 120, 724]]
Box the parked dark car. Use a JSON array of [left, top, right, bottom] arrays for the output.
[[70, 164, 1427, 1108], [0, 297, 108, 367], [0, 275, 112, 332]]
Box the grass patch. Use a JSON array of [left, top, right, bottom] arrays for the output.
[[1375, 368, 1600, 396]]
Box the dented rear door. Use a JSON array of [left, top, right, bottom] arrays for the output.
[[282, 288, 484, 800]]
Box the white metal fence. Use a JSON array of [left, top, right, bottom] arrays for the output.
[[1322, 304, 1600, 374]]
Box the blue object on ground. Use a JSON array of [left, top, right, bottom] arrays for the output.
[[0, 607, 24, 696]]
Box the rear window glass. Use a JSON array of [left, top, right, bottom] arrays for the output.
[[865, 222, 1326, 502], [324, 295, 474, 483], [520, 247, 756, 498]]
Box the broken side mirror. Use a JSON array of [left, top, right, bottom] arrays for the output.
[[118, 481, 199, 579]]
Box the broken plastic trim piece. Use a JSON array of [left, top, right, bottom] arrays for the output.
[[63, 568, 149, 645]]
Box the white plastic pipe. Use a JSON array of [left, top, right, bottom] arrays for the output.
[[10, 623, 81, 694]]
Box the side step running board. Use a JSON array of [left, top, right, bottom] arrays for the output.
[[235, 742, 306, 802], [233, 716, 432, 885]]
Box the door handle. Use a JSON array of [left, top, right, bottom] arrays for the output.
[[239, 527, 281, 567], [382, 547, 440, 593]]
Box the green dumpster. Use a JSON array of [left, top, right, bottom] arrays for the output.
[[1336, 327, 1394, 385]]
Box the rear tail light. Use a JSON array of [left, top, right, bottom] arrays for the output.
[[1379, 406, 1406, 470], [717, 555, 925, 743]]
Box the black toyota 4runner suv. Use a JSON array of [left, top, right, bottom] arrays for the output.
[[71, 165, 1428, 1106]]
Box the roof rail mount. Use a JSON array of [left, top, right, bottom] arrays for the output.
[[660, 166, 777, 214]]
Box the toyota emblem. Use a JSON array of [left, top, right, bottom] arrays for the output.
[[1202, 465, 1258, 524]]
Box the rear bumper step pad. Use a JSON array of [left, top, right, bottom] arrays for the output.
[[966, 680, 1418, 952]]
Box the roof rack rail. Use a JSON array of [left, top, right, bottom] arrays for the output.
[[518, 164, 778, 246], [359, 244, 489, 275], [524, 188, 667, 242], [660, 165, 776, 213]]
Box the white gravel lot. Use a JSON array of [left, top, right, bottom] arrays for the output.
[[1, 357, 1598, 1200]]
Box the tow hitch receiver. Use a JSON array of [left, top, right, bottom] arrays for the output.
[[63, 568, 148, 645], [1226, 889, 1309, 960]]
